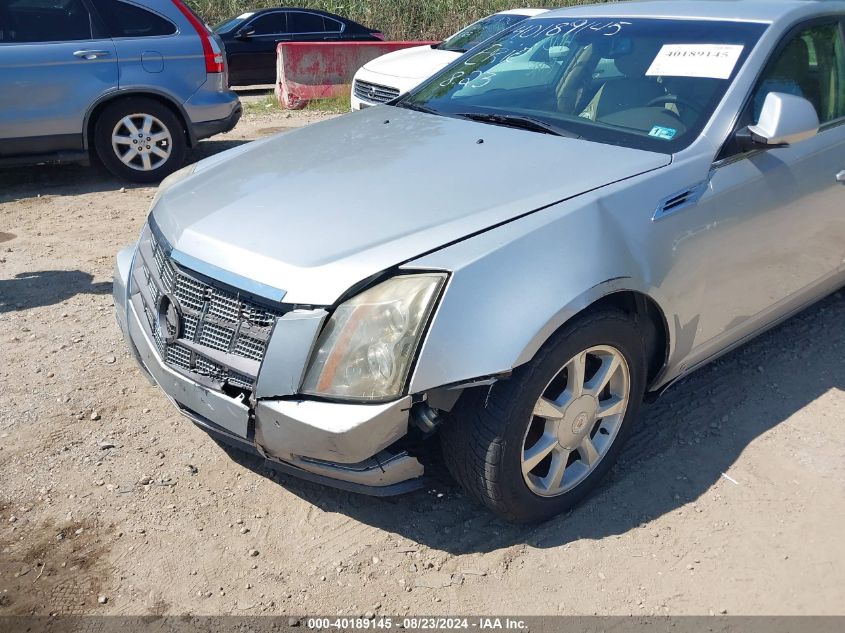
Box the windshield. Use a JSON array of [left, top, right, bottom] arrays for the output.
[[438, 13, 532, 53], [213, 12, 254, 33], [406, 18, 767, 152]]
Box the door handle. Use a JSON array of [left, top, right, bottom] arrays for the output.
[[73, 50, 109, 60], [837, 170, 845, 183]]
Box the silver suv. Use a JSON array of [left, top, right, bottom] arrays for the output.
[[0, 0, 241, 182]]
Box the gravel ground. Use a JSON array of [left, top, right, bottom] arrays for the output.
[[1, 95, 844, 617]]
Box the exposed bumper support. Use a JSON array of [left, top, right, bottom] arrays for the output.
[[187, 409, 423, 496], [254, 397, 413, 465]]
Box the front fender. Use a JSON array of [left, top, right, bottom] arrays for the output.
[[404, 191, 673, 394]]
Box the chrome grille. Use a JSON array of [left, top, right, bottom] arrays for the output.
[[134, 229, 285, 392], [234, 335, 267, 361], [199, 320, 234, 353], [353, 79, 400, 104], [174, 273, 205, 312], [195, 356, 225, 380], [182, 314, 199, 341], [208, 289, 240, 322], [166, 344, 192, 369]]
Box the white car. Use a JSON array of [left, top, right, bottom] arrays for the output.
[[351, 8, 549, 110]]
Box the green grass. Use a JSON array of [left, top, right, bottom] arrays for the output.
[[241, 91, 351, 114], [303, 94, 352, 112], [189, 0, 594, 41], [241, 92, 280, 114]]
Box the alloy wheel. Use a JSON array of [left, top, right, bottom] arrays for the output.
[[521, 345, 630, 497], [111, 113, 172, 172]]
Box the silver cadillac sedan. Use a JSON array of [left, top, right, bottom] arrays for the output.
[[114, 0, 845, 522]]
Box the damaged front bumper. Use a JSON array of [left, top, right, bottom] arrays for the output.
[[113, 245, 424, 495]]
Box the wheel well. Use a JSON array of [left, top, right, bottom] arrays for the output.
[[85, 92, 191, 154], [441, 289, 670, 414], [583, 290, 669, 388]]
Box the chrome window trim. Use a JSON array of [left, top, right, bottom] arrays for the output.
[[322, 17, 345, 34], [287, 10, 347, 36], [242, 9, 347, 38], [108, 34, 178, 40], [0, 37, 96, 45], [711, 150, 762, 170]]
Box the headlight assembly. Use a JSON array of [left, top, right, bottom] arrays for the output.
[[301, 273, 446, 401]]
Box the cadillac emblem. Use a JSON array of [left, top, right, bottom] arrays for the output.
[[156, 292, 182, 345]]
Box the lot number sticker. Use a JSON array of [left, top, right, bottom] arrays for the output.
[[646, 44, 744, 80]]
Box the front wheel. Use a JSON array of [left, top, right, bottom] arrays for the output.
[[94, 97, 187, 183], [441, 310, 646, 523]]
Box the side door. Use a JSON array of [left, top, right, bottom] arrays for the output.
[[681, 17, 845, 369], [228, 10, 289, 85], [0, 0, 117, 155]]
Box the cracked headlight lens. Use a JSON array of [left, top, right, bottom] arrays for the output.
[[301, 273, 446, 401]]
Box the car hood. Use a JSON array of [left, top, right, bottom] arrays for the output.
[[153, 107, 670, 305], [361, 45, 460, 80]]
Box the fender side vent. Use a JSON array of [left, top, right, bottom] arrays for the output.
[[653, 182, 708, 221]]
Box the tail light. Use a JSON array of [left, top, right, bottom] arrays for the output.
[[372, 32, 386, 41], [171, 0, 225, 73]]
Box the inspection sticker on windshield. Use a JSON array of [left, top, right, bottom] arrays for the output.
[[646, 44, 744, 80], [649, 126, 677, 140]]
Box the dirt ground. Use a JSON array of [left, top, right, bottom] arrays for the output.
[[1, 91, 844, 619]]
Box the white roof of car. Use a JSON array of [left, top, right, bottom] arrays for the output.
[[544, 0, 844, 23], [497, 8, 550, 17]]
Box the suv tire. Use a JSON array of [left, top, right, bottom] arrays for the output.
[[441, 309, 646, 523], [94, 97, 187, 183]]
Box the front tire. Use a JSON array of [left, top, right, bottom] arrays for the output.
[[94, 97, 187, 183], [441, 310, 646, 523]]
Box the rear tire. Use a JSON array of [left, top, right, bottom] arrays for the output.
[[94, 97, 187, 183], [441, 309, 646, 523]]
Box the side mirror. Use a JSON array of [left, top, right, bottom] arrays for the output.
[[737, 92, 819, 150], [235, 28, 255, 40]]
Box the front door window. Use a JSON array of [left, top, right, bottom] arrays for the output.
[[752, 22, 845, 123]]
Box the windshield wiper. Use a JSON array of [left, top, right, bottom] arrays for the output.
[[435, 44, 466, 52], [457, 112, 577, 138], [395, 101, 439, 115]]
